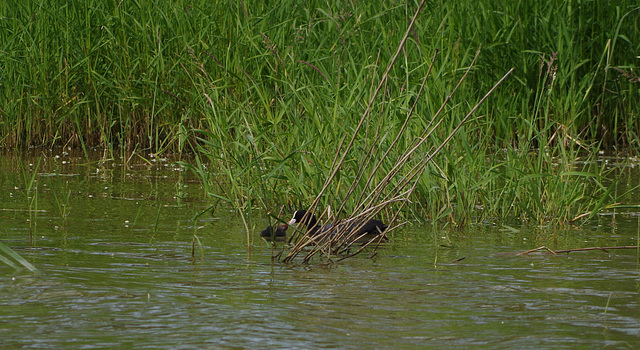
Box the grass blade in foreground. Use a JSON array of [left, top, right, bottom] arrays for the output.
[[0, 242, 39, 273]]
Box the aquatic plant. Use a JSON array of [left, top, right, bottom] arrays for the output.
[[182, 1, 621, 234], [19, 158, 40, 245], [0, 0, 637, 150], [2, 0, 637, 232], [48, 173, 72, 228]]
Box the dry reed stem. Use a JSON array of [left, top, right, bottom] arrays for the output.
[[354, 48, 484, 216], [351, 50, 439, 212], [392, 67, 515, 197], [516, 245, 640, 256]]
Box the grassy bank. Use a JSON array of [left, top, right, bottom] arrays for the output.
[[2, 0, 639, 225]]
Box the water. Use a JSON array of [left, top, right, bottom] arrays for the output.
[[1, 150, 639, 349]]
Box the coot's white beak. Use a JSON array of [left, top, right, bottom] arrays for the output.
[[288, 218, 296, 225]]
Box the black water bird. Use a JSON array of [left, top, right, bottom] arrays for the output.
[[260, 224, 288, 241], [288, 210, 388, 243]]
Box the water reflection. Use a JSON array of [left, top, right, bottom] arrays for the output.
[[1, 151, 639, 349]]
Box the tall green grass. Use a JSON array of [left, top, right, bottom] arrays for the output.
[[2, 0, 639, 227]]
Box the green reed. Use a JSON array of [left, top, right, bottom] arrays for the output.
[[49, 174, 72, 227], [2, 0, 639, 228], [19, 158, 41, 244]]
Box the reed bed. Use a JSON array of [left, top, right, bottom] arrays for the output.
[[278, 42, 515, 262], [2, 0, 639, 235]]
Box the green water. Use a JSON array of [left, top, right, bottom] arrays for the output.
[[1, 151, 639, 349]]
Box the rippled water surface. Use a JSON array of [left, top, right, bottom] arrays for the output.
[[1, 151, 639, 349]]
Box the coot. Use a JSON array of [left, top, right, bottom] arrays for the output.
[[288, 210, 387, 243], [260, 223, 288, 241]]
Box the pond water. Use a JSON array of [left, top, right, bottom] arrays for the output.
[[1, 150, 639, 349]]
